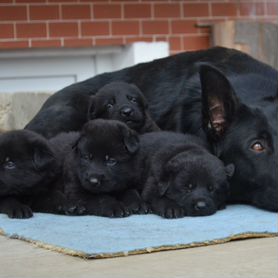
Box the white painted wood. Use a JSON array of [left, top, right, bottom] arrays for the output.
[[0, 43, 169, 93]]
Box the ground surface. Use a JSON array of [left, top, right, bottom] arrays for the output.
[[0, 236, 277, 278]]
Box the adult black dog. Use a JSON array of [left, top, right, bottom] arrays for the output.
[[25, 47, 277, 212], [0, 130, 64, 218], [137, 132, 234, 218], [87, 81, 159, 133], [58, 119, 147, 217]]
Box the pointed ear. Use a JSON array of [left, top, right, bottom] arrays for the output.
[[33, 142, 55, 171], [118, 124, 139, 154], [200, 65, 240, 140], [225, 163, 235, 178]]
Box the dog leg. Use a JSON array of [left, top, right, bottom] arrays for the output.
[[0, 196, 33, 219]]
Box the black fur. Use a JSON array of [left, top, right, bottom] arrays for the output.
[[25, 47, 277, 211], [58, 119, 148, 217], [88, 81, 159, 133], [136, 132, 234, 218], [0, 130, 64, 218]]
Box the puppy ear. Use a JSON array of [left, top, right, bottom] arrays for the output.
[[200, 65, 240, 140], [71, 135, 82, 151], [88, 96, 106, 120], [119, 124, 139, 154], [33, 142, 55, 171], [225, 163, 235, 178], [164, 155, 182, 174], [87, 96, 97, 120], [157, 155, 181, 196], [131, 83, 149, 109], [157, 181, 171, 196]]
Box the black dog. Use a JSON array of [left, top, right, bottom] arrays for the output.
[[0, 130, 64, 218], [136, 132, 234, 218], [25, 47, 277, 212], [59, 119, 148, 217], [195, 65, 277, 211], [88, 82, 159, 133]]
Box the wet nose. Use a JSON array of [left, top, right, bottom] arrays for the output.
[[194, 200, 207, 211], [88, 176, 102, 186], [120, 107, 133, 117]]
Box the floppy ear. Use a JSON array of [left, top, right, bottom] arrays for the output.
[[157, 181, 171, 196], [157, 155, 182, 196], [87, 96, 105, 120], [131, 83, 149, 109], [225, 163, 235, 178], [118, 124, 139, 154], [200, 65, 240, 140], [33, 142, 55, 171]]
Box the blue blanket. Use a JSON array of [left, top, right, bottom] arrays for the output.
[[0, 205, 277, 258]]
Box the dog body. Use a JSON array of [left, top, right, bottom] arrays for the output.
[[136, 131, 233, 218], [0, 130, 64, 218], [58, 119, 147, 217], [88, 81, 159, 133], [25, 47, 277, 211]]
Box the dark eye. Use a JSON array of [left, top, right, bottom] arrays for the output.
[[105, 155, 117, 166], [106, 103, 113, 110], [208, 185, 214, 192], [251, 141, 265, 153], [127, 96, 137, 104], [185, 183, 194, 192], [3, 158, 16, 170], [83, 154, 93, 160]]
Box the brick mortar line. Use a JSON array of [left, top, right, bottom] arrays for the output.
[[0, 33, 210, 42]]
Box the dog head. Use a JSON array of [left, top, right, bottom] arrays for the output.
[[73, 119, 139, 193], [200, 65, 277, 211], [88, 82, 149, 132], [152, 145, 234, 216], [0, 130, 57, 196]]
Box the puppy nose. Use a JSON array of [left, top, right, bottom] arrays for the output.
[[120, 107, 133, 117], [194, 201, 207, 211], [89, 177, 100, 186]]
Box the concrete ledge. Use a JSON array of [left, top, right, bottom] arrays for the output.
[[0, 93, 51, 130]]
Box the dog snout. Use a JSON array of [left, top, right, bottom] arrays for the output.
[[87, 175, 103, 187], [194, 200, 207, 211], [120, 107, 134, 117]]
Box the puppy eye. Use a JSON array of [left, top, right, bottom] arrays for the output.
[[185, 184, 194, 192], [250, 141, 265, 153], [83, 154, 93, 160], [127, 95, 137, 104], [3, 158, 16, 170], [106, 103, 113, 110], [105, 155, 117, 166], [208, 185, 214, 192]]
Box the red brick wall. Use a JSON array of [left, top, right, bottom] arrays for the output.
[[0, 0, 277, 54]]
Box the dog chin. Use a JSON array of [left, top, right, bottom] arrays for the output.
[[124, 119, 144, 130]]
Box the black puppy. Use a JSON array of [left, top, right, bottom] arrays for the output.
[[0, 130, 64, 218], [25, 47, 277, 212], [61, 119, 148, 217], [88, 82, 159, 133], [138, 132, 234, 218]]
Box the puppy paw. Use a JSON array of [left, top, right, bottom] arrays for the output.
[[152, 201, 185, 219], [6, 204, 33, 219], [163, 207, 185, 219], [127, 201, 150, 215], [63, 202, 87, 216], [101, 203, 131, 218]]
